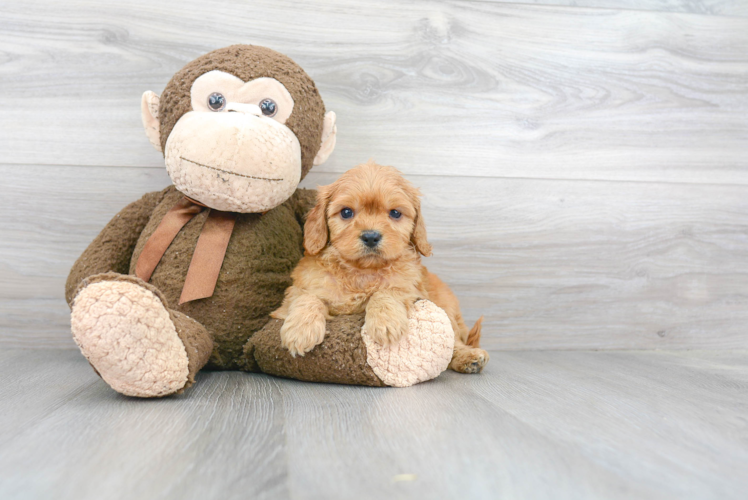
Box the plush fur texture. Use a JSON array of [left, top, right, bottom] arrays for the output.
[[158, 45, 325, 180], [244, 313, 386, 386], [273, 161, 489, 373], [67, 185, 316, 371], [71, 275, 191, 397], [361, 300, 454, 387], [164, 110, 303, 212], [65, 191, 163, 304], [71, 273, 214, 396], [158, 67, 314, 213], [248, 300, 454, 387], [130, 186, 314, 369]]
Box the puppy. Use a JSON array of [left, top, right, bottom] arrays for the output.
[[271, 160, 489, 374]]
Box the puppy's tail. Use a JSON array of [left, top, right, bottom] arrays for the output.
[[466, 316, 484, 348]]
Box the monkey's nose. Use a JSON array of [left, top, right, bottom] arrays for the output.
[[225, 102, 262, 116], [360, 230, 382, 248]]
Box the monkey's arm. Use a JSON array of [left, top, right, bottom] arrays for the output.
[[289, 188, 318, 228], [65, 190, 165, 306], [244, 300, 455, 387]]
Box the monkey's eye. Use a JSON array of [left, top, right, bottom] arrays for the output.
[[260, 98, 277, 117], [340, 207, 354, 219], [389, 209, 402, 219], [208, 92, 226, 111]]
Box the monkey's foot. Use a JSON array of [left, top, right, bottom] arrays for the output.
[[362, 300, 455, 387], [71, 279, 189, 397]]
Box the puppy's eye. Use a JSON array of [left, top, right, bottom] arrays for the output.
[[389, 209, 402, 219], [208, 92, 226, 111], [340, 207, 354, 219]]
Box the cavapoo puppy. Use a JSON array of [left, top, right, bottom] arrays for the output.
[[271, 160, 489, 373]]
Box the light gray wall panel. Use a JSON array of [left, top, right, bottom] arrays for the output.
[[3, 165, 746, 350], [0, 0, 746, 183], [486, 0, 748, 17]]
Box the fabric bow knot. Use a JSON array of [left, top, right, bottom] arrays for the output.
[[135, 196, 238, 304]]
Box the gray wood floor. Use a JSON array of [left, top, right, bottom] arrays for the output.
[[0, 349, 746, 500]]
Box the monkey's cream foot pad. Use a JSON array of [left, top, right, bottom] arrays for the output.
[[70, 280, 189, 397], [362, 300, 455, 387]]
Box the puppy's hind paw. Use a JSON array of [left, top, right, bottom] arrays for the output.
[[449, 347, 489, 374]]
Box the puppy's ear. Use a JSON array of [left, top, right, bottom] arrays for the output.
[[304, 185, 332, 255], [410, 189, 433, 257]]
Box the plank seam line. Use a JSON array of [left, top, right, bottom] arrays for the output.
[[4, 162, 748, 189], [464, 0, 748, 20]]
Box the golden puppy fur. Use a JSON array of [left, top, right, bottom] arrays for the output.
[[272, 160, 489, 373]]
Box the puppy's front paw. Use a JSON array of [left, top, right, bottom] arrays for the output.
[[449, 347, 490, 374], [280, 313, 326, 357], [363, 308, 409, 346]]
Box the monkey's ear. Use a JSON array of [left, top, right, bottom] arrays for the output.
[[141, 91, 162, 152], [313, 111, 337, 166], [303, 185, 332, 255]]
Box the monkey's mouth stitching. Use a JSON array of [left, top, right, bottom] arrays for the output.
[[180, 157, 283, 182]]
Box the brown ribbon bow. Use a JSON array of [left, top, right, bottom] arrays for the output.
[[135, 197, 238, 304]]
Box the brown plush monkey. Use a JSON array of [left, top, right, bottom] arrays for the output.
[[66, 45, 454, 397]]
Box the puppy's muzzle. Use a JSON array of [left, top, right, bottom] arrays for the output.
[[360, 230, 382, 249]]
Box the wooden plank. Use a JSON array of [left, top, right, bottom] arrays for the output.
[[486, 0, 748, 17], [0, 349, 746, 499], [278, 369, 638, 499], [473, 350, 748, 499], [0, 353, 292, 500], [425, 176, 748, 351], [279, 350, 748, 499], [0, 1, 746, 184], [2, 164, 747, 350], [0, 350, 98, 447]]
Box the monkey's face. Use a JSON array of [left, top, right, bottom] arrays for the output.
[[163, 71, 301, 213], [141, 46, 337, 214]]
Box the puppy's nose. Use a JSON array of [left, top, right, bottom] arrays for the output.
[[360, 230, 382, 248]]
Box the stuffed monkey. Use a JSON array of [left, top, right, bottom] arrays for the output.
[[66, 45, 454, 397]]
